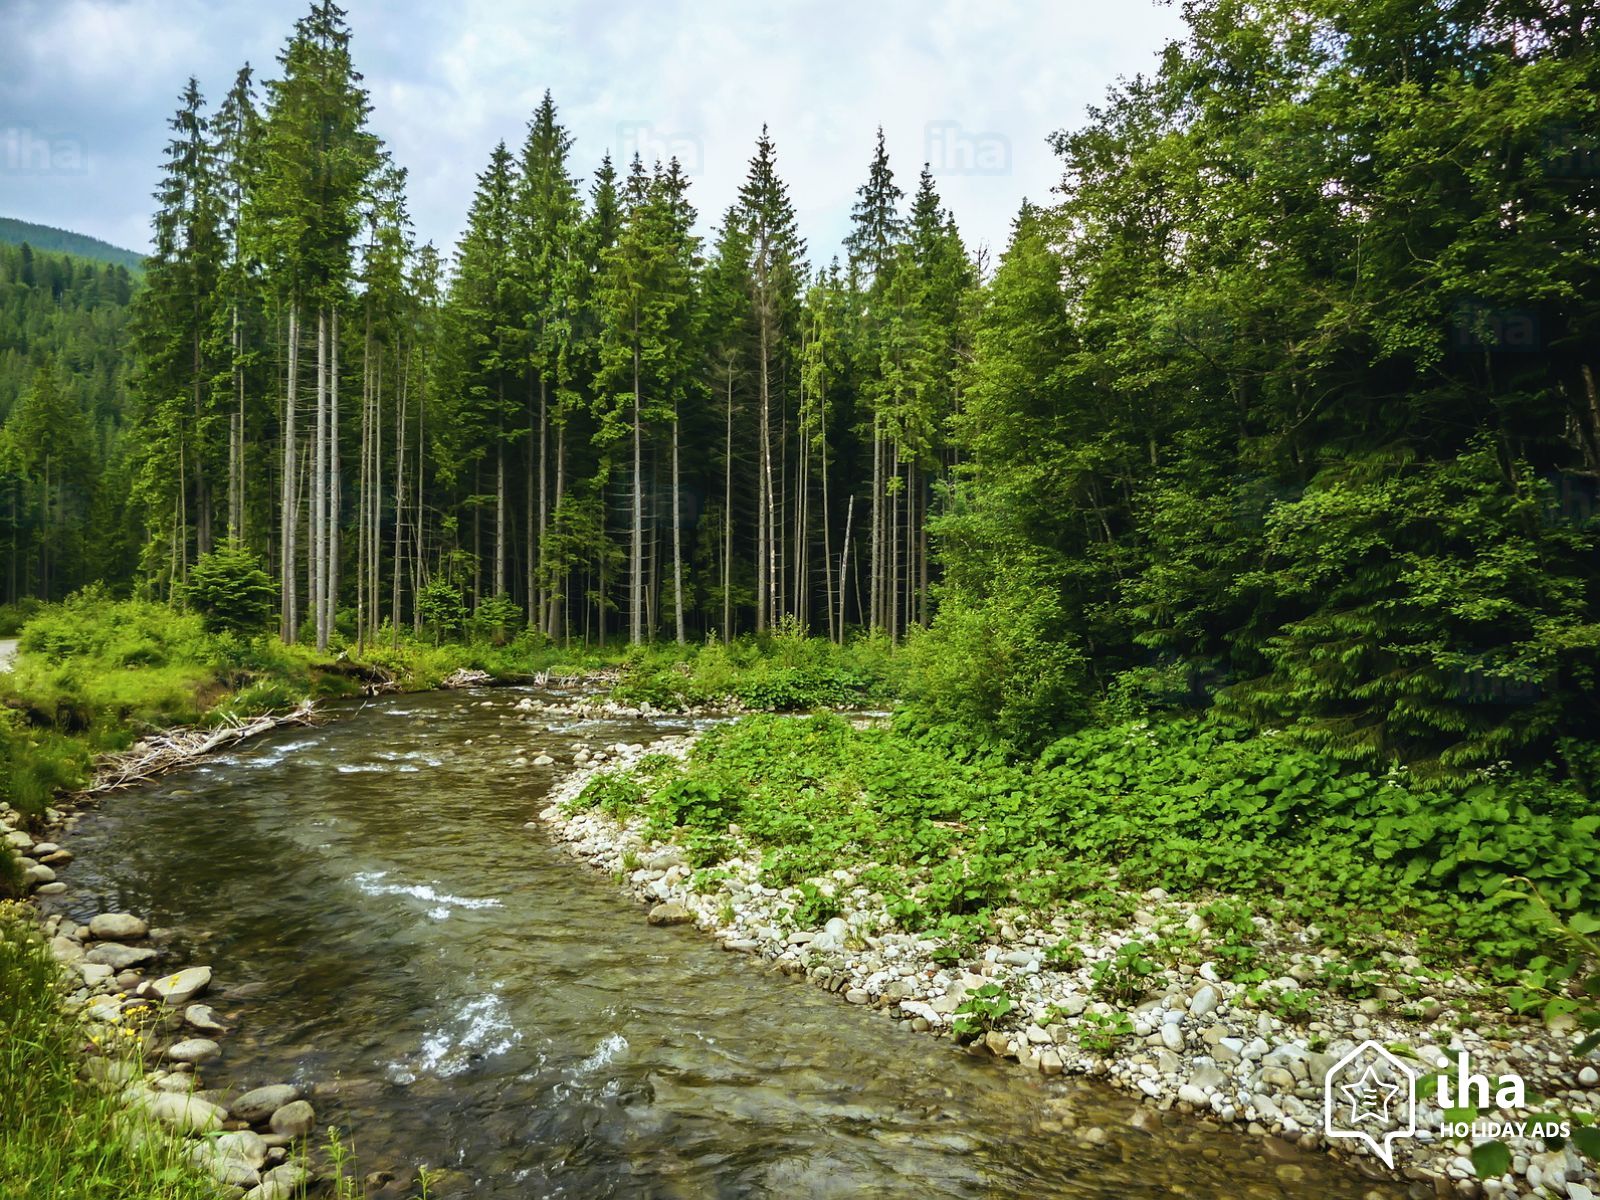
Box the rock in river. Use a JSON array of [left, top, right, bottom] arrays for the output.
[[268, 1099, 317, 1138], [86, 943, 158, 971], [165, 1038, 221, 1065], [89, 912, 149, 941], [134, 1090, 227, 1136], [184, 1004, 225, 1033], [149, 965, 212, 1006], [230, 1084, 302, 1125], [647, 901, 693, 926]]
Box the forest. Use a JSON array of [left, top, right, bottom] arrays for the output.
[[1, 0, 1598, 1195], [6, 0, 1591, 776]]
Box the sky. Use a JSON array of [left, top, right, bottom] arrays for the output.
[[0, 0, 1188, 266]]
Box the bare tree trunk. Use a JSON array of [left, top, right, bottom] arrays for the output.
[[819, 378, 834, 643], [868, 415, 881, 632], [672, 402, 685, 645], [371, 355, 381, 642], [229, 302, 242, 541], [838, 495, 853, 640], [759, 311, 777, 631], [495, 425, 507, 596], [392, 340, 408, 647], [723, 367, 733, 642], [357, 324, 370, 650], [889, 440, 900, 642], [281, 301, 300, 642], [630, 332, 644, 645], [313, 308, 329, 650], [537, 377, 548, 628], [548, 423, 565, 641], [327, 309, 341, 646]]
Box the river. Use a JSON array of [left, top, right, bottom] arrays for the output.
[[48, 687, 1399, 1199]]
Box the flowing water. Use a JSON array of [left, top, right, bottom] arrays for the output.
[[51, 689, 1400, 1199]]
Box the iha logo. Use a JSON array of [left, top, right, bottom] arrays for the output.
[[1325, 1041, 1564, 1167], [1324, 1041, 1417, 1166]]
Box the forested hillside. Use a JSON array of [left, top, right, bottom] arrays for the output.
[[0, 218, 144, 272], [13, 0, 1600, 780], [0, 243, 140, 605]]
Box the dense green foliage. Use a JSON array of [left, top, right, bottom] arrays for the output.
[[921, 0, 1600, 772], [0, 907, 214, 1199], [583, 712, 1596, 967], [609, 622, 898, 711]]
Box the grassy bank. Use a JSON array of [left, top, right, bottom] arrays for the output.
[[0, 905, 215, 1200]]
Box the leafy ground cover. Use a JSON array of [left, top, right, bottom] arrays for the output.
[[573, 711, 1600, 1006]]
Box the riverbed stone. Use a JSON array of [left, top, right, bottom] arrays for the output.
[[230, 1085, 302, 1125], [49, 934, 85, 964], [135, 1090, 227, 1136], [165, 1038, 221, 1065], [149, 966, 212, 1006], [185, 1004, 225, 1032], [86, 942, 158, 971], [268, 1100, 316, 1138], [647, 901, 693, 926], [89, 912, 149, 941], [1190, 984, 1219, 1018]]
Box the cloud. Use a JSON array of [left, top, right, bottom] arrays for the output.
[[0, 0, 1187, 263]]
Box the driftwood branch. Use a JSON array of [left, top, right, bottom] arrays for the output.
[[78, 700, 318, 797]]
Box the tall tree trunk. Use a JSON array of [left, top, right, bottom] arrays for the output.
[[495, 419, 507, 596], [537, 376, 549, 629], [548, 423, 565, 641], [281, 302, 299, 643], [723, 367, 733, 642], [327, 309, 341, 647], [819, 379, 834, 643], [672, 402, 685, 645], [229, 302, 242, 541], [392, 339, 407, 647], [311, 308, 327, 650], [868, 415, 881, 633], [357, 324, 370, 650], [838, 495, 853, 640], [759, 308, 776, 631], [630, 331, 644, 645]]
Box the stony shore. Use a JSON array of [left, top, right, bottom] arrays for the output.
[[4, 800, 321, 1198], [535, 731, 1600, 1200]]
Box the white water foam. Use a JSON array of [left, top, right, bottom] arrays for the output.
[[388, 991, 521, 1083], [351, 870, 502, 919], [575, 1032, 629, 1074]]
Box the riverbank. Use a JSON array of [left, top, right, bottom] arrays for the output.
[[537, 728, 1600, 1200]]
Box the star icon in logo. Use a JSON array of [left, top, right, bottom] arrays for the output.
[[1339, 1063, 1401, 1126]]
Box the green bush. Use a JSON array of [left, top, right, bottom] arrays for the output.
[[178, 540, 277, 636]]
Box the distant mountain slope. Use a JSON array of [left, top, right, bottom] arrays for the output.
[[0, 217, 144, 272]]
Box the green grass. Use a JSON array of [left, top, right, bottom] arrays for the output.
[[0, 906, 215, 1200]]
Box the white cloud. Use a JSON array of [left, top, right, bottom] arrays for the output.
[[0, 0, 1187, 262]]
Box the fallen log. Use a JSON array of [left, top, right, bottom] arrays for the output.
[[78, 700, 318, 797]]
